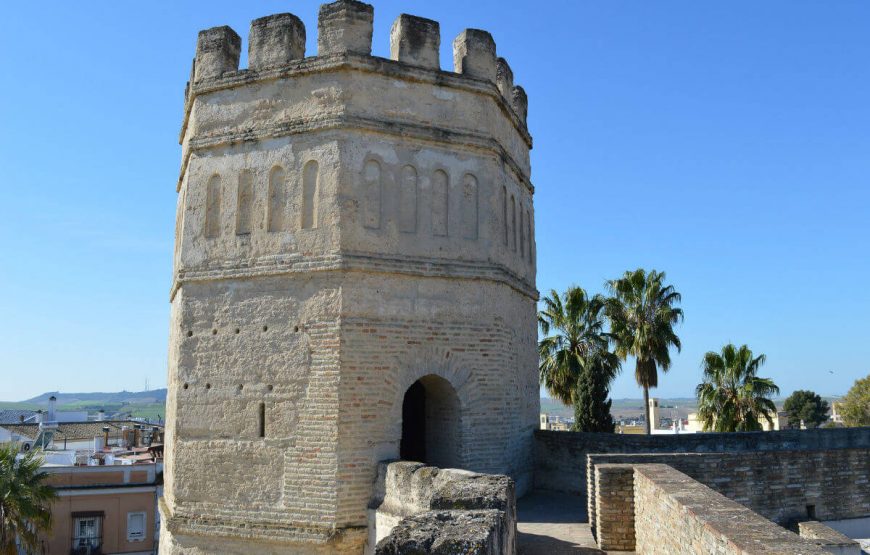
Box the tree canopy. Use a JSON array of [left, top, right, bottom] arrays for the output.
[[840, 374, 870, 427], [695, 343, 780, 432], [538, 287, 620, 432], [783, 390, 829, 429], [605, 269, 683, 434], [0, 444, 57, 554]]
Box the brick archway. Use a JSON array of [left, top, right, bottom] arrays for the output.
[[399, 374, 462, 469]]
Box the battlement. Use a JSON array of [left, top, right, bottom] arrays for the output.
[[186, 0, 528, 129]]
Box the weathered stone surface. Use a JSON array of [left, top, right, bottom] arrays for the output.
[[248, 13, 305, 70], [194, 26, 240, 81], [453, 29, 497, 82], [318, 0, 374, 56], [390, 15, 439, 70], [511, 86, 528, 126], [496, 58, 513, 99], [375, 510, 505, 555], [373, 461, 516, 552]]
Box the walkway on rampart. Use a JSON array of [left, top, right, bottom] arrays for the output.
[[517, 490, 632, 554]]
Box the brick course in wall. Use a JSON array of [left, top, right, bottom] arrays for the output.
[[593, 464, 635, 551]]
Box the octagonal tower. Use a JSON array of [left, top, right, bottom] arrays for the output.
[[160, 2, 537, 553]]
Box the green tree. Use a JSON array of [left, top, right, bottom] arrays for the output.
[[605, 269, 683, 434], [538, 287, 621, 432], [695, 343, 780, 432], [783, 390, 829, 429], [0, 444, 57, 554], [840, 374, 870, 427]]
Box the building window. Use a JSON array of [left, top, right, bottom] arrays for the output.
[[258, 401, 266, 438], [71, 512, 103, 554], [127, 511, 146, 542]]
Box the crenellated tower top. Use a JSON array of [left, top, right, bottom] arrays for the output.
[[181, 0, 529, 146]]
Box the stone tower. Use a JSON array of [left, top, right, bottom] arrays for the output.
[[160, 2, 538, 553]]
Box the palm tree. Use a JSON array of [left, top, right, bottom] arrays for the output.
[[0, 444, 56, 554], [605, 269, 683, 434], [538, 287, 621, 431], [695, 344, 780, 432]]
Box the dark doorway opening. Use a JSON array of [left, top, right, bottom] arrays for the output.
[[399, 375, 461, 468], [400, 381, 426, 462]]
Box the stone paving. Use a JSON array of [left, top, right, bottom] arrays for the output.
[[517, 490, 633, 554]]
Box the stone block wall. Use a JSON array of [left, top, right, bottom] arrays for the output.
[[587, 448, 870, 530], [593, 464, 634, 551], [534, 427, 870, 496], [633, 464, 830, 555], [371, 461, 516, 555]]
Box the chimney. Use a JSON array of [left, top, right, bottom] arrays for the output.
[[96, 409, 105, 422], [35, 410, 43, 424], [102, 426, 110, 449], [48, 395, 57, 421]]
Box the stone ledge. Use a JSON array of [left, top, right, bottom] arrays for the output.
[[159, 496, 366, 546], [179, 112, 534, 196], [171, 250, 539, 302], [181, 52, 532, 150]]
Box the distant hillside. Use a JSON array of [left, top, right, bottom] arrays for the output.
[[22, 389, 167, 406]]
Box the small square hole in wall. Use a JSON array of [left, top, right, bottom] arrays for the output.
[[806, 504, 816, 519]]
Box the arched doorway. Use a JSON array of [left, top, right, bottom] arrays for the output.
[[399, 375, 461, 468]]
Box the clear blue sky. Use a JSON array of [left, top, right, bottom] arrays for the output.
[[1, 1, 868, 401]]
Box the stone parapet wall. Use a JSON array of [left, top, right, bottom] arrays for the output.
[[534, 427, 870, 496], [371, 461, 516, 555], [632, 464, 830, 555], [587, 448, 870, 529], [798, 521, 862, 555]]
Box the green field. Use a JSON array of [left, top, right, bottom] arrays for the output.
[[1, 390, 167, 422]]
